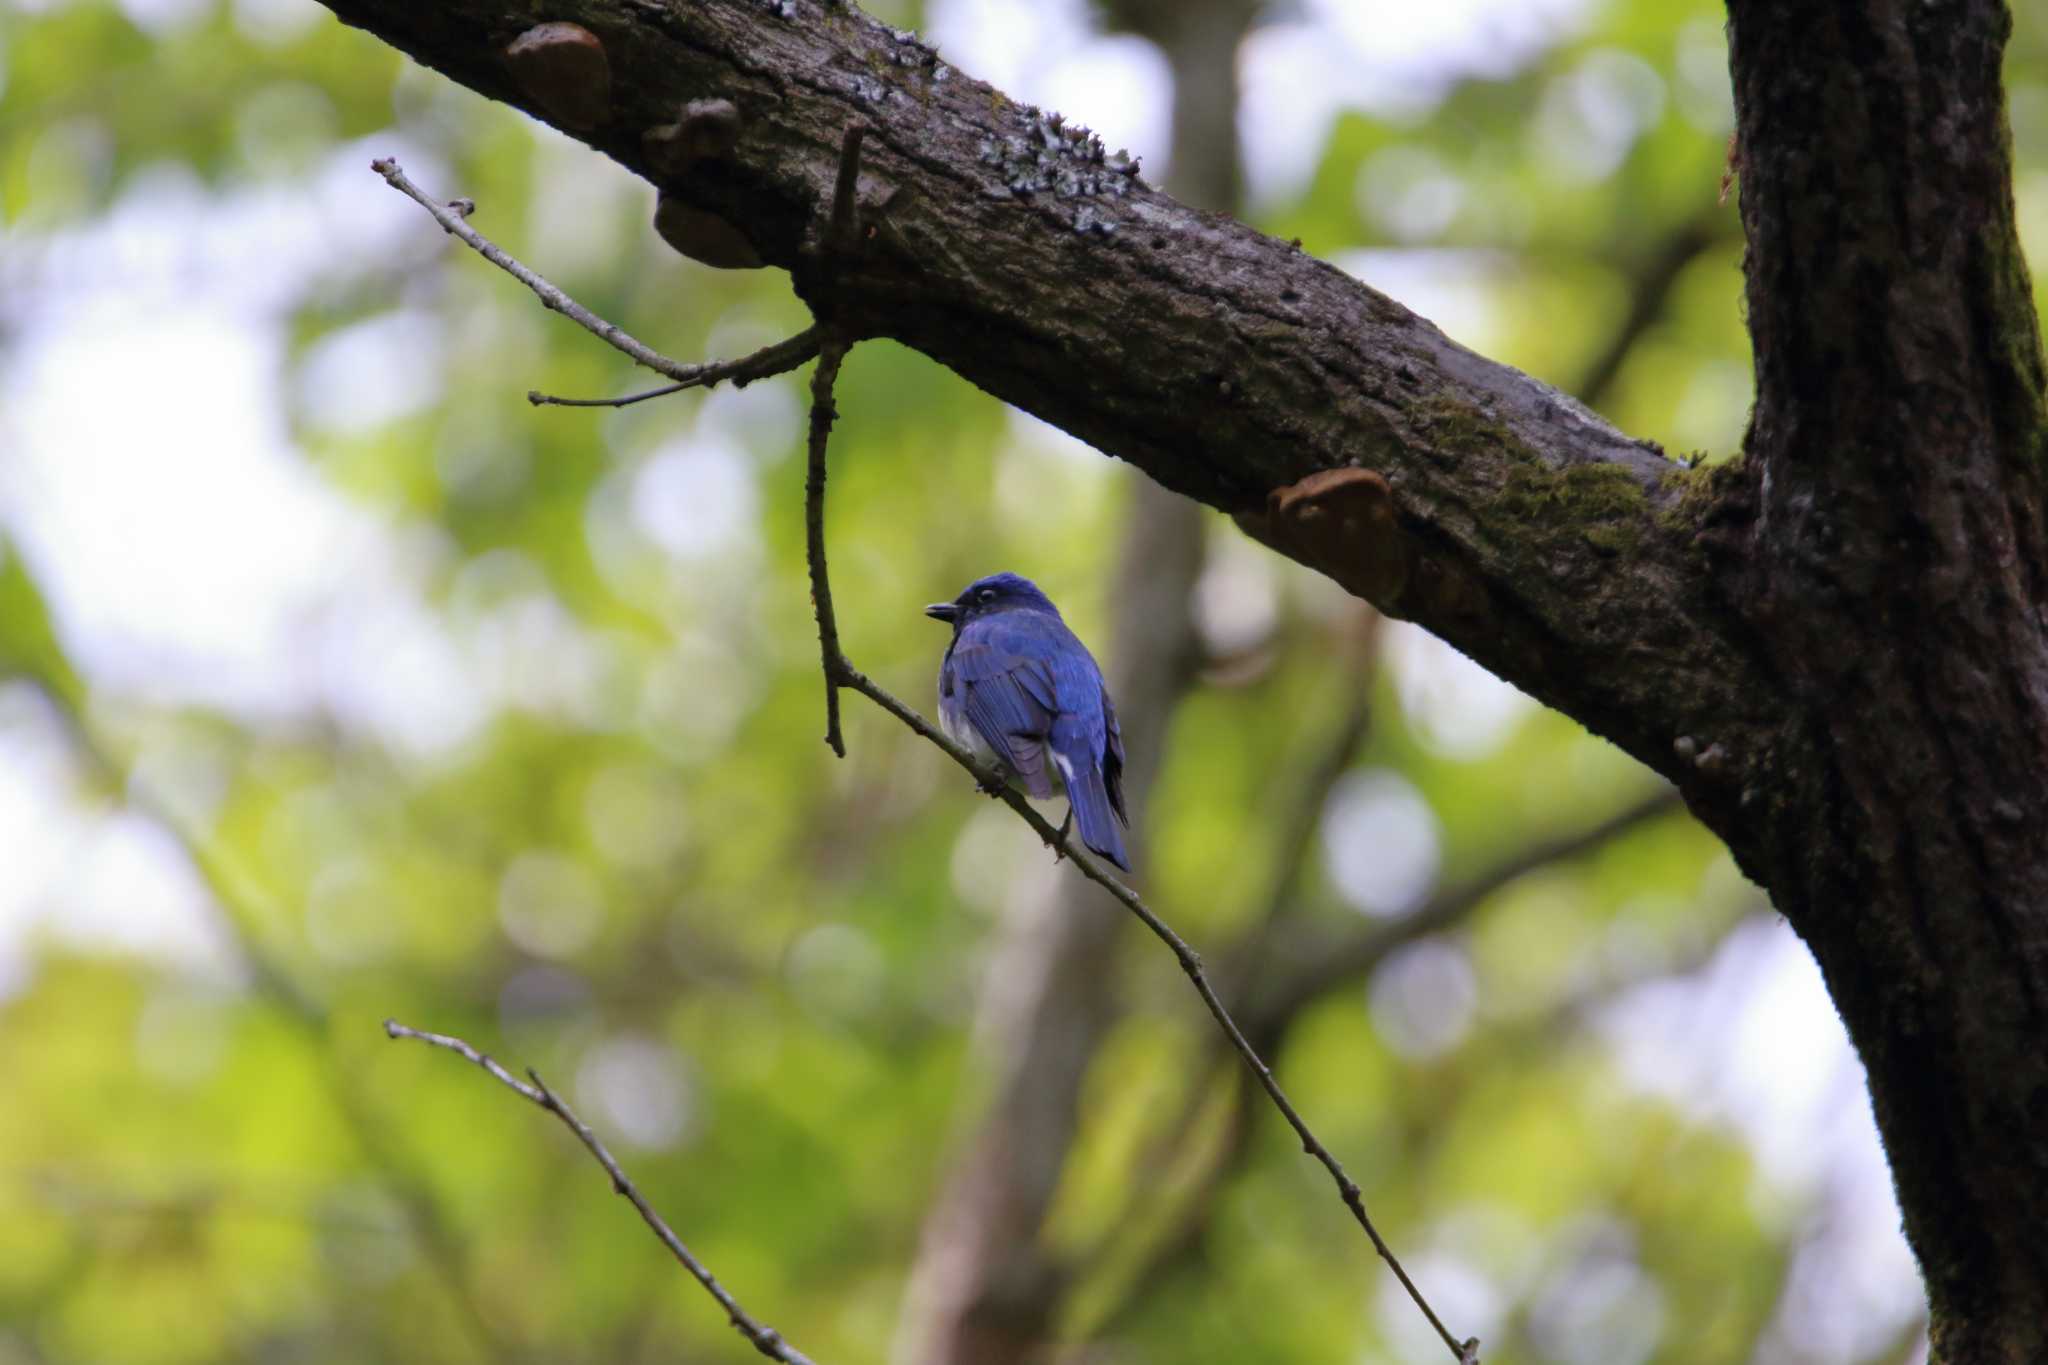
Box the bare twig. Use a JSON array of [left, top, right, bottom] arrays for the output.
[[1082, 787, 1698, 1335], [800, 121, 877, 760], [794, 392, 1474, 1360], [805, 335, 852, 757], [825, 655, 1476, 1360], [384, 1020, 821, 1365], [527, 329, 823, 407], [371, 157, 820, 396], [529, 382, 692, 408]]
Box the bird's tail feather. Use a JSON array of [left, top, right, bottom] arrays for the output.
[[1066, 762, 1130, 872]]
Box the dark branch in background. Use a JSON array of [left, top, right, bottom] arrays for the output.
[[1573, 208, 1728, 412], [1254, 787, 1684, 1026], [1215, 619, 1380, 999], [384, 1021, 820, 1365], [895, 11, 1230, 1342], [376, 145, 1478, 1364]]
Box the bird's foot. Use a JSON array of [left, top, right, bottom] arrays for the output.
[[1048, 808, 1074, 861]]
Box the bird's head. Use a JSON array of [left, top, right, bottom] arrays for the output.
[[925, 572, 1059, 629]]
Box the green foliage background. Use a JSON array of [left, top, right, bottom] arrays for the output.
[[6, 0, 2046, 1360]]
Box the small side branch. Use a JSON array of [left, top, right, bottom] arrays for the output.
[[371, 157, 819, 397], [805, 335, 853, 757], [528, 328, 823, 407], [822, 660, 1478, 1362], [384, 1020, 821, 1365]]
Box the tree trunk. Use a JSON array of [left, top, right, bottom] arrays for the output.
[[311, 0, 2048, 1355], [1720, 5, 2048, 1358]]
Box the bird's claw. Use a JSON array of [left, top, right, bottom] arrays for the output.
[[1049, 808, 1075, 861]]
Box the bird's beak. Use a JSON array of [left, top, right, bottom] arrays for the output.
[[924, 602, 958, 623]]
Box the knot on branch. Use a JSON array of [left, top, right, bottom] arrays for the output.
[[654, 195, 766, 269], [503, 22, 612, 131], [643, 98, 763, 270], [1238, 468, 1493, 635], [644, 99, 743, 177], [1239, 467, 1414, 606]]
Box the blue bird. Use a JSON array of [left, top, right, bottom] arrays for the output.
[[926, 572, 1130, 871]]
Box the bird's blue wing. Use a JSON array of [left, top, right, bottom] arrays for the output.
[[949, 618, 1060, 798], [1099, 684, 1127, 825], [948, 608, 1131, 868], [1029, 618, 1130, 870]]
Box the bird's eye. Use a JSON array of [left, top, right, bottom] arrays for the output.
[[978, 588, 996, 603]]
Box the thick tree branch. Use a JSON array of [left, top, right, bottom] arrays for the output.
[[318, 0, 1775, 807], [384, 1021, 820, 1365]]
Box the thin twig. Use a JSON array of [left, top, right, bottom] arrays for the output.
[[384, 1021, 821, 1365], [1083, 787, 1698, 1337], [529, 382, 691, 408], [827, 661, 1478, 1361], [793, 301, 1474, 1353], [371, 157, 820, 395], [805, 335, 852, 757], [527, 330, 826, 408], [789, 262, 1468, 1348]]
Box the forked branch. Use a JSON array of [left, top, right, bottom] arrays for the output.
[[371, 158, 820, 403]]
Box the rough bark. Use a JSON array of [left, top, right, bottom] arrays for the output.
[[311, 0, 2048, 1357], [1722, 4, 2048, 1359]]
